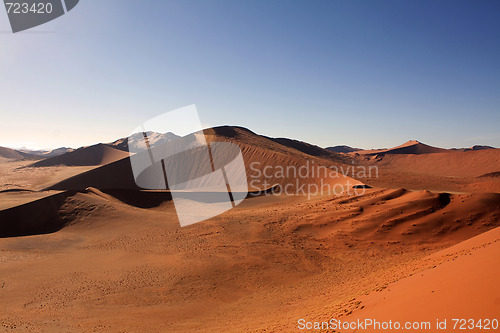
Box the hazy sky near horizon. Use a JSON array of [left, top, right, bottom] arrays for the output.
[[1, 0, 499, 150]]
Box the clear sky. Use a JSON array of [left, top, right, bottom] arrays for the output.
[[1, 0, 499, 150]]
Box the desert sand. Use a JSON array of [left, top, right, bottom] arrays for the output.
[[1, 127, 499, 332]]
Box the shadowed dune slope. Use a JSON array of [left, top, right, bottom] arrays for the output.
[[478, 171, 500, 178], [46, 157, 140, 190], [0, 191, 74, 237], [31, 144, 130, 167]]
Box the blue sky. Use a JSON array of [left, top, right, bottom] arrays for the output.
[[1, 0, 499, 150]]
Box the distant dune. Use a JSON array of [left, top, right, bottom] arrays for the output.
[[371, 148, 500, 178], [354, 140, 449, 156], [452, 145, 497, 151], [270, 137, 341, 159], [357, 146, 500, 194], [326, 145, 362, 153], [31, 143, 130, 167], [469, 144, 496, 150], [0, 146, 39, 161], [18, 147, 74, 158]]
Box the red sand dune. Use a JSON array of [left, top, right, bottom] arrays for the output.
[[47, 127, 360, 191], [293, 188, 500, 245], [205, 126, 348, 163]]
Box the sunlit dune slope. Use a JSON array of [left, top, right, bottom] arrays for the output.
[[344, 226, 500, 332]]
